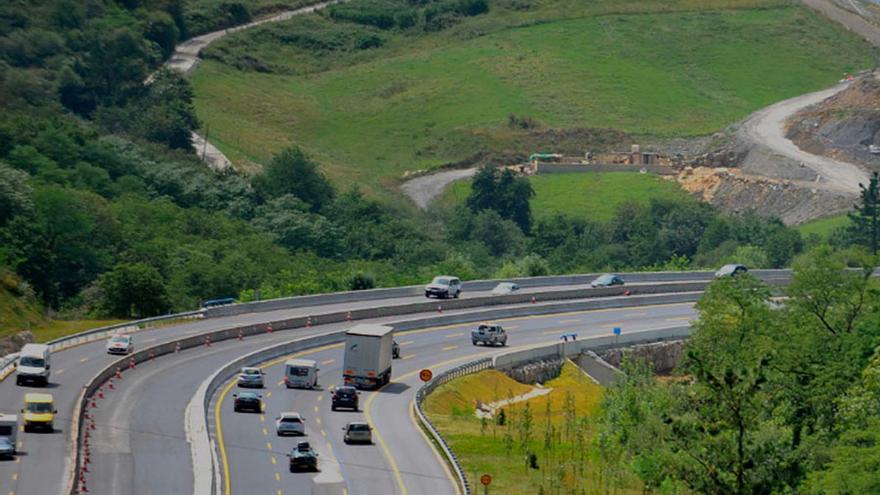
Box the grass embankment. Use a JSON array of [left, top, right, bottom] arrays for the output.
[[424, 363, 639, 494], [1, 285, 125, 343], [184, 0, 315, 37], [797, 214, 850, 240], [191, 1, 874, 200], [444, 172, 697, 221]]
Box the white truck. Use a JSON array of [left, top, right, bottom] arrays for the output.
[[342, 324, 394, 390]]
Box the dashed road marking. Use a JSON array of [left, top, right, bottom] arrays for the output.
[[398, 340, 414, 346], [262, 428, 268, 436], [313, 406, 319, 413], [78, 357, 89, 363], [266, 442, 272, 450], [558, 319, 581, 324], [316, 417, 321, 425], [266, 392, 272, 399], [441, 345, 458, 351], [276, 380, 284, 387], [260, 415, 265, 423], [665, 316, 692, 322], [11, 473, 18, 481], [56, 369, 65, 375], [275, 473, 281, 482], [271, 456, 277, 465], [542, 329, 567, 335], [401, 355, 416, 360], [445, 333, 464, 339], [321, 429, 327, 437], [317, 395, 323, 402], [321, 359, 335, 365]]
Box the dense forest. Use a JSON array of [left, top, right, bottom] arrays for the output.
[[598, 247, 880, 494], [0, 0, 862, 321]]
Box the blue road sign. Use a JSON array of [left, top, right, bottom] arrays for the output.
[[613, 327, 621, 336]]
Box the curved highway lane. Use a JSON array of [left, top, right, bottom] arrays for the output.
[[212, 302, 697, 495], [0, 286, 660, 495]]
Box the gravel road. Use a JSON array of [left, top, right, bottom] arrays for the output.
[[401, 168, 477, 208]]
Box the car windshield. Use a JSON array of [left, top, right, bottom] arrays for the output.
[[238, 393, 259, 400], [288, 366, 309, 376], [26, 403, 53, 413], [597, 275, 613, 283], [110, 336, 128, 343], [431, 277, 450, 286], [349, 424, 370, 432], [0, 438, 11, 446], [19, 357, 45, 368], [336, 388, 355, 397], [282, 417, 301, 423], [242, 369, 260, 375]]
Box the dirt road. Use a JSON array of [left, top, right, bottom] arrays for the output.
[[739, 82, 870, 194], [401, 168, 477, 209]]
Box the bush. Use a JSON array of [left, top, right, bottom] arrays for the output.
[[348, 272, 376, 291]]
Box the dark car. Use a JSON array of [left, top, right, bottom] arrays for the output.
[[288, 441, 319, 472], [0, 437, 15, 459], [232, 391, 262, 413], [590, 274, 624, 287], [330, 385, 359, 412], [392, 340, 400, 359], [715, 264, 748, 278]]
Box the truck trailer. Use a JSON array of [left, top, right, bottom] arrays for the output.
[[342, 324, 394, 390]]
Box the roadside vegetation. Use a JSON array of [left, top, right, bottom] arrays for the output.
[[597, 246, 880, 494], [424, 364, 637, 494], [192, 0, 873, 195], [183, 0, 313, 37]]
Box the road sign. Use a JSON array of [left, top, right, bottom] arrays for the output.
[[480, 474, 492, 486], [613, 327, 621, 336], [419, 369, 433, 382]]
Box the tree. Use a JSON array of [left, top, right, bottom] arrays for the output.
[[466, 167, 534, 233], [253, 146, 335, 211], [0, 162, 32, 225], [98, 262, 171, 317], [848, 172, 880, 254]]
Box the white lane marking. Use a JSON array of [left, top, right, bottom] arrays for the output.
[[398, 341, 414, 346], [445, 333, 464, 339], [321, 359, 335, 365], [441, 345, 458, 351]]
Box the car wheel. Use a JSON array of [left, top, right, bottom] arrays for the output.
[[15, 376, 21, 386], [331, 405, 337, 411], [425, 292, 431, 298], [454, 291, 460, 299], [472, 340, 478, 346]]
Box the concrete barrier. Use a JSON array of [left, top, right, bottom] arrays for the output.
[[311, 465, 346, 495]]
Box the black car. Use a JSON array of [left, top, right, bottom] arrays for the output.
[[232, 391, 262, 413], [288, 441, 319, 472], [330, 386, 359, 412]]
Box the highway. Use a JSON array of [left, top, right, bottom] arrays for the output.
[[0, 283, 698, 495], [211, 302, 697, 495]]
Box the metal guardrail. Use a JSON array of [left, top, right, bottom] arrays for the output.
[[414, 358, 493, 495]]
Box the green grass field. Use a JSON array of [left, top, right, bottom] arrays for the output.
[[444, 172, 697, 221], [0, 288, 125, 343], [424, 363, 639, 494], [191, 1, 874, 201], [797, 214, 850, 239]]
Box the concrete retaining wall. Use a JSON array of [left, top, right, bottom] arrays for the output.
[[536, 163, 677, 175]]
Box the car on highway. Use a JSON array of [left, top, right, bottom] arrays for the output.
[[232, 391, 262, 413], [275, 412, 306, 436], [471, 323, 507, 347], [284, 359, 318, 389], [106, 335, 133, 355], [424, 275, 462, 299], [590, 274, 624, 288], [15, 344, 51, 386], [715, 264, 748, 278], [287, 441, 319, 472], [21, 393, 56, 432], [491, 282, 520, 295], [237, 367, 265, 388], [0, 437, 15, 459], [392, 340, 400, 359], [342, 421, 373, 444], [330, 385, 360, 412]]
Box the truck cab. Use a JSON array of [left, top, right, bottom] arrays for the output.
[[16, 344, 51, 386], [22, 393, 56, 432]]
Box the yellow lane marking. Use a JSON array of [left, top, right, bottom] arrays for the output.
[[666, 316, 692, 322], [79, 357, 89, 363], [16, 441, 22, 449], [266, 392, 272, 399], [321, 429, 327, 437], [277, 491, 282, 495], [266, 442, 272, 450], [317, 395, 323, 402], [445, 333, 464, 339], [262, 428, 268, 436], [505, 325, 519, 330], [401, 355, 416, 360], [56, 369, 65, 375], [18, 426, 23, 432], [398, 340, 414, 346], [12, 473, 18, 481], [441, 345, 458, 352], [316, 417, 321, 425], [558, 319, 581, 324], [217, 343, 343, 495], [321, 359, 335, 365], [275, 473, 281, 482], [14, 458, 19, 464], [542, 329, 568, 335], [271, 456, 277, 465], [276, 380, 284, 387]]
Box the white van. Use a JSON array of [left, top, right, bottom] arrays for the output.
[[284, 359, 319, 389], [16, 344, 51, 386]]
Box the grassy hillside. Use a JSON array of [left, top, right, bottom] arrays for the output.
[[444, 172, 698, 221], [425, 363, 636, 494], [798, 213, 850, 239], [191, 1, 875, 199]]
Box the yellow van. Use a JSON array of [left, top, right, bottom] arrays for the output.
[[22, 393, 56, 432]]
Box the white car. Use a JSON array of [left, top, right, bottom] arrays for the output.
[[424, 276, 462, 299], [237, 367, 265, 388], [106, 335, 133, 355], [276, 412, 306, 436], [491, 282, 520, 295], [342, 421, 372, 444]]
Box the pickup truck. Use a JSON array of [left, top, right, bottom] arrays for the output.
[[471, 323, 507, 347]]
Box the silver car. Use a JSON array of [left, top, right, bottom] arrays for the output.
[[237, 367, 265, 388], [106, 335, 133, 355], [425, 276, 462, 299], [491, 282, 520, 296], [275, 412, 306, 436], [0, 437, 15, 459], [471, 323, 507, 346], [342, 421, 372, 444]]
